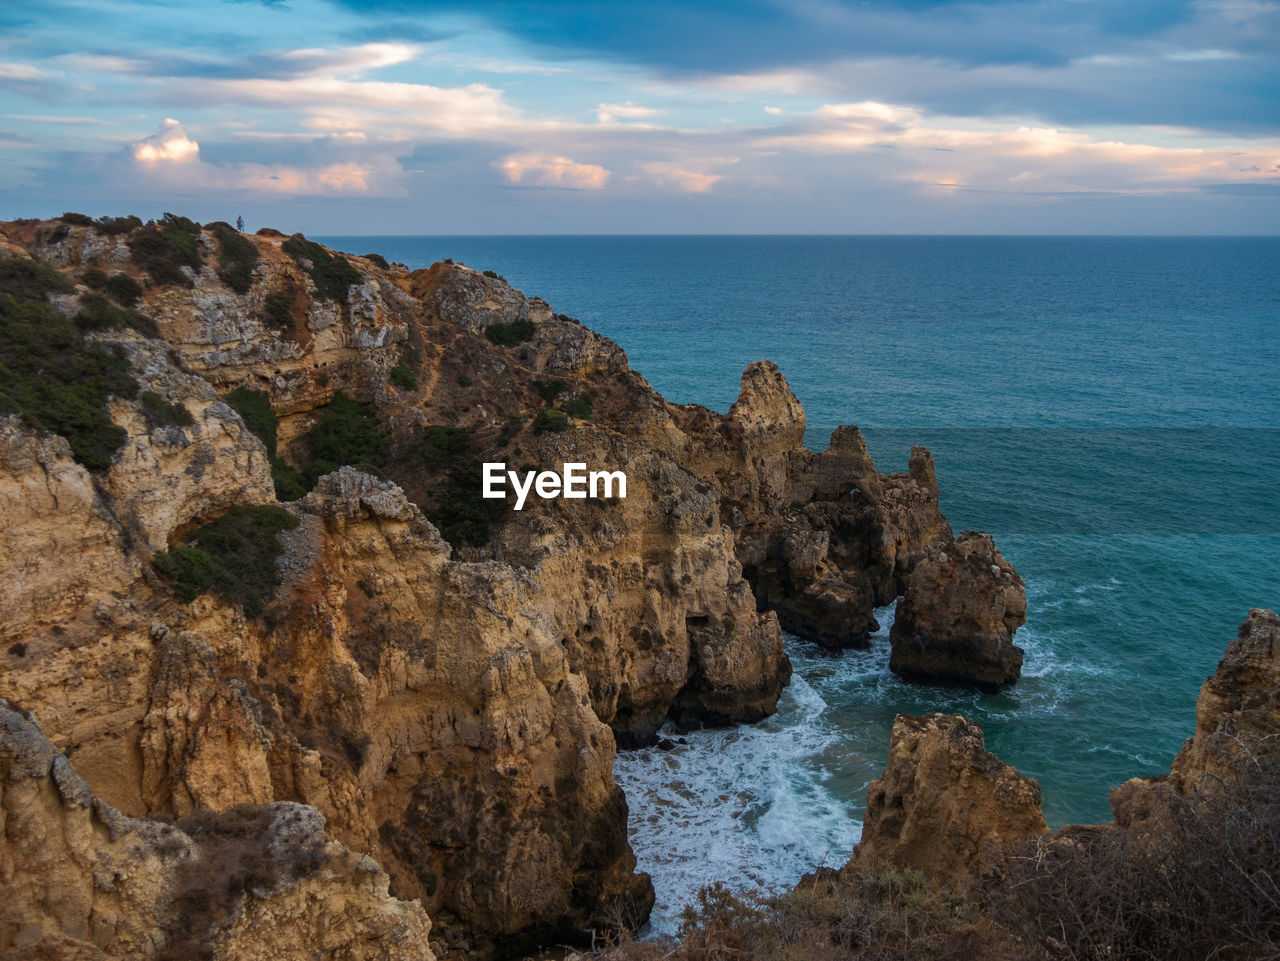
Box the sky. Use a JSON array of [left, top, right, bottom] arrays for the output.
[[1, 0, 1278, 234]]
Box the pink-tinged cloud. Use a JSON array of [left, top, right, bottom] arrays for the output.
[[128, 119, 398, 196], [762, 102, 1280, 196], [642, 158, 739, 193], [498, 152, 610, 189]]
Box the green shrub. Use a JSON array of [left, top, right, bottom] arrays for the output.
[[270, 461, 308, 501], [208, 221, 258, 294], [46, 224, 69, 243], [74, 292, 159, 337], [428, 458, 506, 547], [153, 505, 299, 615], [303, 390, 386, 485], [140, 390, 193, 428], [60, 212, 95, 226], [96, 215, 142, 235], [0, 259, 72, 301], [105, 272, 143, 307], [262, 287, 294, 330], [127, 213, 203, 286], [532, 407, 569, 433], [533, 378, 565, 402], [281, 233, 362, 303], [79, 268, 109, 290], [363, 252, 389, 270], [389, 365, 418, 391], [392, 424, 501, 547], [0, 291, 136, 469], [484, 319, 536, 347], [402, 424, 470, 468], [221, 388, 308, 500], [481, 269, 506, 282], [456, 372, 472, 387], [562, 396, 592, 420], [224, 388, 277, 452]]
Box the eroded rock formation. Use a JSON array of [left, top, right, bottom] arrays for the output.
[[1112, 607, 1280, 828], [848, 713, 1048, 886], [0, 215, 1020, 956], [852, 611, 1280, 896], [0, 699, 434, 961], [889, 531, 1027, 690]]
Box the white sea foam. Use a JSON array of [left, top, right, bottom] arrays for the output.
[[614, 663, 863, 935]]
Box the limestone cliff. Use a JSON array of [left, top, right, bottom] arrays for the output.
[[0, 214, 1019, 957], [0, 699, 434, 961]]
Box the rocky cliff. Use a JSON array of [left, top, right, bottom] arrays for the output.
[[0, 699, 434, 961], [851, 610, 1280, 892], [0, 214, 1020, 957]]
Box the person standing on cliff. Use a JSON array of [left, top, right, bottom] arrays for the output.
[[236, 215, 245, 232]]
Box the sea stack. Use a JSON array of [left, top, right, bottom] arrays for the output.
[[888, 531, 1027, 691]]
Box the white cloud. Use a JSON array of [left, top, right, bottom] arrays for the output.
[[0, 62, 44, 80], [278, 42, 419, 77], [597, 101, 662, 124], [132, 119, 199, 163], [498, 152, 610, 189], [182, 76, 533, 139]]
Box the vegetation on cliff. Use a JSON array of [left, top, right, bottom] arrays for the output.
[[154, 505, 299, 615], [128, 212, 204, 286], [282, 232, 362, 302], [209, 220, 259, 294], [0, 263, 137, 469], [303, 390, 387, 484], [224, 387, 308, 500]]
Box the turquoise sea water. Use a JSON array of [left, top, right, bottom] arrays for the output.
[[320, 235, 1280, 931]]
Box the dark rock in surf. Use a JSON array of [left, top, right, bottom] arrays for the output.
[[888, 531, 1027, 691]]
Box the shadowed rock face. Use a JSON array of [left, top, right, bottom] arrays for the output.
[[848, 713, 1048, 887], [888, 531, 1027, 691]]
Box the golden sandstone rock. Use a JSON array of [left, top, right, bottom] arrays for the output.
[[0, 217, 1024, 957]]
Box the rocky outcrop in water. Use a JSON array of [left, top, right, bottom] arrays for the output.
[[853, 610, 1280, 895], [888, 531, 1027, 691], [848, 713, 1048, 886], [1111, 607, 1280, 828]]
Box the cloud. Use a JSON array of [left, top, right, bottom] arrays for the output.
[[132, 118, 199, 163], [175, 75, 533, 139], [127, 119, 402, 195], [759, 101, 1280, 197], [0, 62, 43, 80], [641, 157, 739, 193], [596, 100, 661, 124], [276, 42, 418, 77], [498, 152, 610, 189]]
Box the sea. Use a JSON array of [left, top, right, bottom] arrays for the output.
[[317, 235, 1280, 934]]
